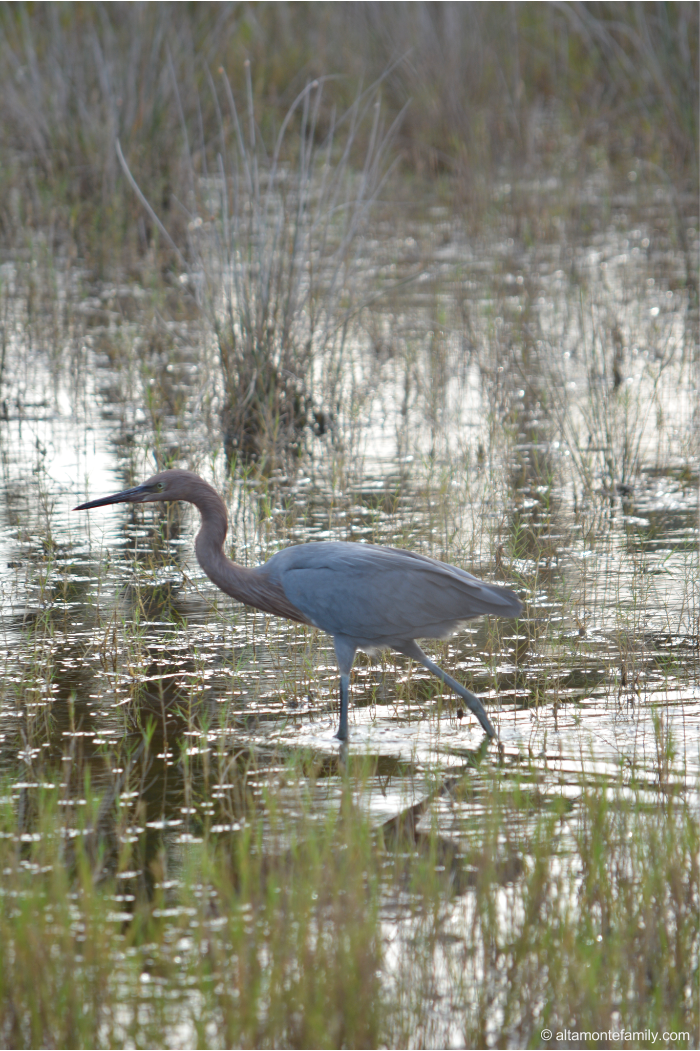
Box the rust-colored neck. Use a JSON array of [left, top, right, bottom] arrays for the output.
[[190, 478, 308, 625]]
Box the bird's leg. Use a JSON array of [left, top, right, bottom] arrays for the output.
[[332, 637, 357, 742], [335, 673, 350, 741], [395, 641, 497, 739]]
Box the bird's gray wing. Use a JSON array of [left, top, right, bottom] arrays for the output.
[[260, 542, 520, 644]]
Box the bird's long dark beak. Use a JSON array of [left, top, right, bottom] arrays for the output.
[[74, 483, 156, 510]]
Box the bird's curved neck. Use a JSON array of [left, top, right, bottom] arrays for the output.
[[189, 477, 308, 624], [189, 480, 250, 600]]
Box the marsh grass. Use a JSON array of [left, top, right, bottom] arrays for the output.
[[175, 69, 401, 468], [0, 752, 697, 1049], [1, 5, 695, 266]]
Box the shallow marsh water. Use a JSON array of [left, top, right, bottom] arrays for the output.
[[0, 183, 698, 1046]]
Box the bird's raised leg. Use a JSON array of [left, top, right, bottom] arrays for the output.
[[395, 640, 497, 739], [333, 636, 357, 741]]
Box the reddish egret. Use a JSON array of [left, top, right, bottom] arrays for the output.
[[75, 470, 522, 741]]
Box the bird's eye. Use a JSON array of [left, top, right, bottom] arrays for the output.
[[156, 482, 165, 492]]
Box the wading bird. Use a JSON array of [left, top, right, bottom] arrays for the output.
[[75, 470, 522, 742]]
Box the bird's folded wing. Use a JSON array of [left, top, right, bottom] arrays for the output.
[[268, 543, 520, 642]]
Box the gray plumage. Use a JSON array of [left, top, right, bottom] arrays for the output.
[[75, 470, 522, 742]]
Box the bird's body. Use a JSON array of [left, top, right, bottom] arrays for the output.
[[75, 470, 522, 741]]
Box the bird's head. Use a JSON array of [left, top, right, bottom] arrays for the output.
[[74, 469, 205, 510]]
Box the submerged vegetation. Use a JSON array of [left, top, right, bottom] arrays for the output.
[[0, 3, 697, 1048]]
